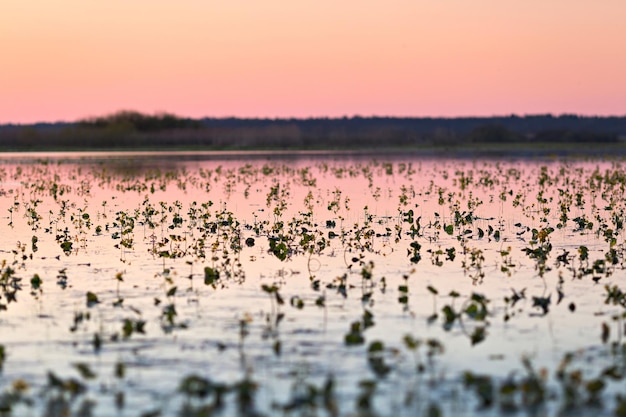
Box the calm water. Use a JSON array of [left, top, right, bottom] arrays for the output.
[[0, 152, 625, 416]]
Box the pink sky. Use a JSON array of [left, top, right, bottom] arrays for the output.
[[1, 1, 625, 124]]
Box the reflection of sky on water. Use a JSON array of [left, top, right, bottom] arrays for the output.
[[0, 153, 625, 415]]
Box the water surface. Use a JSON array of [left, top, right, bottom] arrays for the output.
[[1, 152, 625, 416]]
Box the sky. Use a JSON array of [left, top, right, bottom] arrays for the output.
[[1, 1, 625, 124]]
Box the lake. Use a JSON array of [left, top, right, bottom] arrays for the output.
[[0, 152, 625, 417]]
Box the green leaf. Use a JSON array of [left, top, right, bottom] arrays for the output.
[[368, 340, 385, 353], [179, 374, 213, 399], [290, 296, 304, 309], [345, 332, 365, 346], [204, 267, 219, 285], [363, 310, 375, 329], [122, 319, 134, 338], [403, 335, 420, 350], [269, 238, 289, 261], [31, 274, 42, 290], [442, 305, 457, 326], [470, 327, 487, 345], [115, 362, 125, 379], [73, 363, 97, 380], [344, 321, 365, 346], [86, 291, 99, 307]]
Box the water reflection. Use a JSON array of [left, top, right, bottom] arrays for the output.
[[0, 154, 625, 416]]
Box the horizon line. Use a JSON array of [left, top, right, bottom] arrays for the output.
[[4, 111, 626, 127]]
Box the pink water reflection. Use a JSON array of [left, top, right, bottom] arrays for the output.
[[0, 153, 624, 415]]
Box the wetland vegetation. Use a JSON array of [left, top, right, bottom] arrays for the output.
[[0, 153, 625, 416]]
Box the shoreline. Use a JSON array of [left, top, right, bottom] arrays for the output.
[[1, 143, 626, 162]]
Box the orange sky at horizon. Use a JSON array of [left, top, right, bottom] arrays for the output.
[[1, 1, 625, 124]]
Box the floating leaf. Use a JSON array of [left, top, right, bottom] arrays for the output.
[[345, 321, 365, 346], [30, 274, 42, 291], [269, 238, 288, 261], [86, 291, 99, 307], [73, 363, 97, 380], [290, 296, 304, 309], [532, 295, 551, 315], [204, 267, 219, 285], [179, 374, 213, 399], [470, 327, 487, 345], [60, 240, 73, 253], [442, 305, 457, 329]]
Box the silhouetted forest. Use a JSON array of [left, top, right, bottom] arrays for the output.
[[1, 111, 625, 150]]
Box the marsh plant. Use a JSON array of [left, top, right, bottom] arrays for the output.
[[0, 156, 625, 416]]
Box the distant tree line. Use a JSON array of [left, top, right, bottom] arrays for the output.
[[77, 111, 202, 132], [0, 111, 625, 150]]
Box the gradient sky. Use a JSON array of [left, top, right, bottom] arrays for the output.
[[1, 1, 625, 123]]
